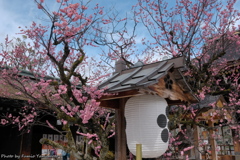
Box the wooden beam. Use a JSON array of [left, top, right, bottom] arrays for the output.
[[115, 98, 127, 160], [165, 98, 187, 105], [99, 92, 187, 108], [100, 90, 141, 101], [99, 99, 120, 109]]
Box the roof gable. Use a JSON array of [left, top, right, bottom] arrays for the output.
[[99, 57, 198, 104]]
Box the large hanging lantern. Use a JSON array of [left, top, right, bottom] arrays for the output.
[[125, 95, 169, 158]]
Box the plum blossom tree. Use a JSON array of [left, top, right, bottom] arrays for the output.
[[1, 0, 240, 159], [93, 12, 137, 68], [133, 0, 240, 159], [135, 0, 240, 89], [0, 0, 117, 159]]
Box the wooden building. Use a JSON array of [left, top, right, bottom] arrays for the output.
[[0, 70, 65, 160], [0, 96, 66, 160], [1, 56, 239, 160], [98, 56, 199, 160]]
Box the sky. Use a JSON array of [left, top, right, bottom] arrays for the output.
[[0, 0, 137, 42], [0, 1, 34, 39], [1, 0, 240, 42], [1, 0, 240, 64], [0, 0, 142, 78]]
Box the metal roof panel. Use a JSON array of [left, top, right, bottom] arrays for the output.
[[108, 85, 133, 92], [99, 57, 185, 93], [123, 61, 168, 86], [98, 72, 119, 88], [149, 72, 166, 81], [106, 67, 142, 90], [158, 63, 174, 73], [122, 77, 145, 85], [132, 63, 160, 78]]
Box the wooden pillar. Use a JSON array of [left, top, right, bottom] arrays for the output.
[[193, 125, 202, 160], [20, 131, 32, 160], [115, 98, 127, 160], [208, 120, 218, 160], [31, 126, 42, 160]]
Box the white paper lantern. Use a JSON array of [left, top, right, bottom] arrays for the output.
[[125, 95, 169, 158]]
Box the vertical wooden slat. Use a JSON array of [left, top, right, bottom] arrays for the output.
[[193, 125, 202, 159], [115, 98, 127, 160], [208, 120, 218, 160], [232, 130, 240, 160]]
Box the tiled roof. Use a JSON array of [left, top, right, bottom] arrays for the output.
[[99, 57, 191, 93]]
